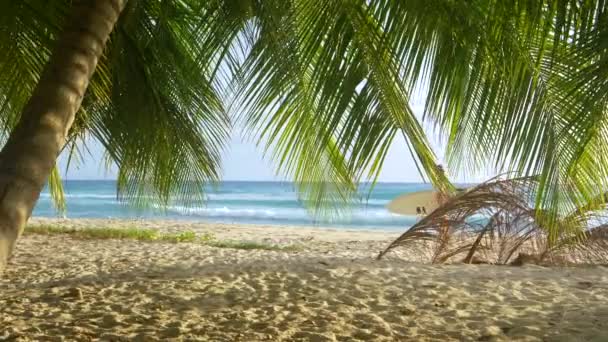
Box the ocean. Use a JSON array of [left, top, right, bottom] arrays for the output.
[[34, 180, 436, 231]]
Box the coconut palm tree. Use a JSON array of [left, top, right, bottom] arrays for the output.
[[0, 0, 606, 272]]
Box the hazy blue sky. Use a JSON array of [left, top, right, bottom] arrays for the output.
[[57, 105, 493, 183]]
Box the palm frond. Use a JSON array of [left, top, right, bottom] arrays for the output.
[[81, 0, 232, 208], [47, 165, 66, 214], [379, 176, 607, 264], [231, 0, 452, 218]]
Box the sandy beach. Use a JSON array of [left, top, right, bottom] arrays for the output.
[[1, 218, 608, 341]]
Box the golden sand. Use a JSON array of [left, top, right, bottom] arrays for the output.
[[1, 218, 607, 341]]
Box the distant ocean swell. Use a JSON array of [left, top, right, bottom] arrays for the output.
[[34, 181, 435, 230], [40, 192, 391, 206]]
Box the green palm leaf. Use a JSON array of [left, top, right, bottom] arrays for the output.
[[0, 0, 607, 235]]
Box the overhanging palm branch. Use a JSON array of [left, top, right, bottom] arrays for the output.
[[0, 0, 607, 229], [231, 0, 451, 217], [0, 0, 232, 210]]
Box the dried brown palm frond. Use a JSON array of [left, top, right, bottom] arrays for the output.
[[562, 224, 608, 265], [378, 176, 607, 265]]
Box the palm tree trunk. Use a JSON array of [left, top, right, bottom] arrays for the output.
[[0, 0, 125, 273]]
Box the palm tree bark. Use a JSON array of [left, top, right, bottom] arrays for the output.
[[0, 0, 125, 272]]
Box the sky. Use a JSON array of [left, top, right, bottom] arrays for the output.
[[57, 133, 450, 183], [56, 133, 420, 182], [57, 103, 494, 183]]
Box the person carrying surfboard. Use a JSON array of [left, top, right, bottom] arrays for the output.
[[387, 164, 453, 217], [386, 164, 455, 260]]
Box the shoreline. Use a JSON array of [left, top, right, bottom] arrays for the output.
[[29, 217, 403, 243], [27, 217, 405, 262]]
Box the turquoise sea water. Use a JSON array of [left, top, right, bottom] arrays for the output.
[[34, 181, 440, 230]]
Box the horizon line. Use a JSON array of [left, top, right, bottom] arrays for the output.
[[57, 179, 478, 185]]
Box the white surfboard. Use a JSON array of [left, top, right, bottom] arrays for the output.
[[387, 187, 469, 216], [387, 190, 441, 216]]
